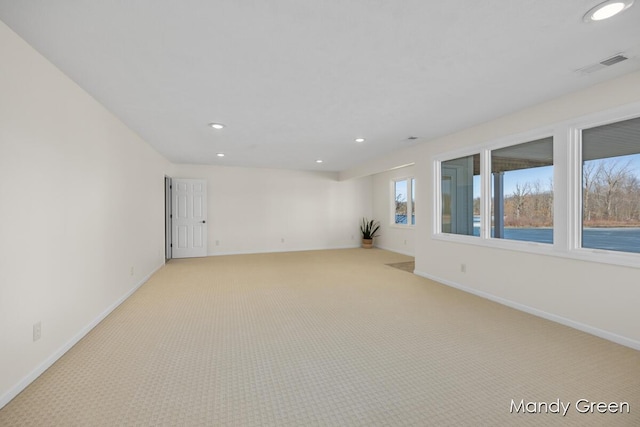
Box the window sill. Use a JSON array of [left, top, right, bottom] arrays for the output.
[[389, 224, 416, 230]]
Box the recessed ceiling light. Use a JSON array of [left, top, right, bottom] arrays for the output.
[[209, 123, 225, 130], [316, 159, 323, 163], [355, 138, 365, 143], [216, 153, 225, 157], [584, 0, 634, 22]]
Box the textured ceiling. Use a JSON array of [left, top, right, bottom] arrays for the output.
[[1, 1, 639, 172]]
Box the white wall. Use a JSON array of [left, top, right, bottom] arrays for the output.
[[0, 21, 169, 407], [349, 70, 640, 349], [171, 164, 372, 255], [372, 165, 415, 256]]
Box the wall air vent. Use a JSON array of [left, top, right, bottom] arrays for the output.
[[578, 54, 629, 75]]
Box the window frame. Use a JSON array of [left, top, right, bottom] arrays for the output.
[[437, 152, 481, 237], [391, 176, 415, 227], [569, 109, 640, 260], [432, 102, 640, 268], [488, 136, 555, 244]]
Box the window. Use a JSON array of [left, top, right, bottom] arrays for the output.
[[411, 178, 415, 225], [440, 154, 480, 236], [582, 117, 640, 253], [434, 109, 640, 266], [393, 178, 415, 225], [491, 137, 553, 244], [437, 142, 553, 243]]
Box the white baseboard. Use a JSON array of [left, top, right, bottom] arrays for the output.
[[207, 244, 361, 257], [414, 270, 640, 351], [0, 262, 165, 410]]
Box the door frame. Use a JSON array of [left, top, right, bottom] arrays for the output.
[[164, 176, 172, 261]]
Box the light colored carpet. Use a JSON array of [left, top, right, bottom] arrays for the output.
[[1, 248, 638, 426]]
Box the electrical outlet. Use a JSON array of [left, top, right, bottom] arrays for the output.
[[460, 263, 467, 273], [130, 266, 134, 276], [215, 240, 220, 246], [281, 238, 285, 243], [33, 321, 41, 342], [404, 239, 407, 245]]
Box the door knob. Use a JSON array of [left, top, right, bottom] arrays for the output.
[[201, 220, 206, 223]]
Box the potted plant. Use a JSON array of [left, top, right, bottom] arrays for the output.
[[360, 217, 380, 249]]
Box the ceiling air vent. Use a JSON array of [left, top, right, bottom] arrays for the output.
[[578, 54, 629, 75], [600, 54, 628, 66]]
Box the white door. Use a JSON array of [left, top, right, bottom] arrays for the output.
[[172, 179, 208, 258]]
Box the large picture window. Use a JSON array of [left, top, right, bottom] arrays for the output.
[[440, 154, 480, 236], [434, 109, 640, 266], [393, 178, 415, 225], [491, 137, 553, 244], [582, 117, 640, 253]]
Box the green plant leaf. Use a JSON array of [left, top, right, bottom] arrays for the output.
[[360, 217, 381, 239]]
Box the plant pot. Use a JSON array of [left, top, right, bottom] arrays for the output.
[[362, 238, 373, 249]]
